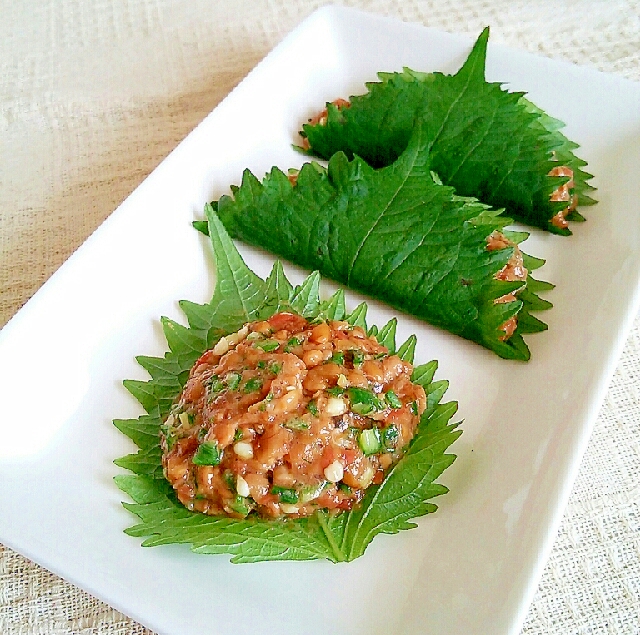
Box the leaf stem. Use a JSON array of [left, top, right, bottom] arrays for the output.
[[317, 512, 346, 563]]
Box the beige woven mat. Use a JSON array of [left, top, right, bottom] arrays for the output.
[[1, 1, 639, 633]]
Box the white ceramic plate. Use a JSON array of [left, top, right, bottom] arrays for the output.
[[1, 7, 639, 635]]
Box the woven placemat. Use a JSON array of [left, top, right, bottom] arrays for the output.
[[1, 1, 639, 633]]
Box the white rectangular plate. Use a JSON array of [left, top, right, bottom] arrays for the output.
[[1, 7, 640, 635]]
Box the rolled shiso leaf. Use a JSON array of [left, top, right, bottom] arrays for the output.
[[205, 125, 552, 361], [300, 27, 596, 235]]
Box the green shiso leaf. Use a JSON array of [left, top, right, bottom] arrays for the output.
[[300, 27, 596, 234], [114, 215, 460, 563], [211, 125, 552, 360], [338, 399, 460, 561]]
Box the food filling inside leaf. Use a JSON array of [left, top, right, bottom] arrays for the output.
[[161, 311, 426, 519]]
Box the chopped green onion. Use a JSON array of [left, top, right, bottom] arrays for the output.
[[206, 375, 225, 395], [271, 486, 299, 504], [283, 417, 310, 431], [410, 401, 419, 416], [229, 495, 251, 517], [197, 427, 209, 442], [233, 428, 244, 442], [269, 362, 282, 375], [284, 336, 303, 352], [358, 428, 382, 455], [192, 441, 222, 466], [350, 349, 365, 367], [385, 390, 402, 409], [381, 425, 399, 450], [326, 386, 345, 397], [307, 400, 319, 416], [243, 378, 262, 393], [254, 339, 279, 352], [257, 360, 267, 369], [327, 351, 345, 365], [351, 403, 372, 415], [348, 387, 384, 415], [338, 482, 352, 493], [300, 481, 326, 503], [225, 372, 242, 390], [222, 470, 235, 489], [160, 424, 177, 451]]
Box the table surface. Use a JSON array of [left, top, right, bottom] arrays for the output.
[[1, 1, 639, 633]]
